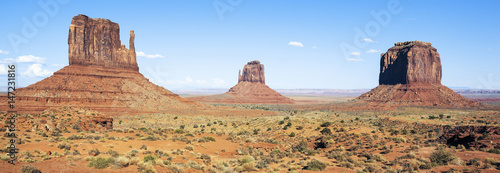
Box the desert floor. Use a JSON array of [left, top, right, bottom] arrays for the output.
[[1, 95, 500, 173]]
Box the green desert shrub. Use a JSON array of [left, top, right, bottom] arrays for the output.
[[320, 122, 332, 127], [429, 148, 456, 166], [320, 128, 332, 135], [88, 157, 114, 169], [21, 164, 41, 173], [304, 159, 327, 171], [487, 148, 500, 154]]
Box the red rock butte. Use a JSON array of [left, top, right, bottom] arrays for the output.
[[1, 14, 205, 116], [190, 60, 294, 104], [356, 41, 481, 108]]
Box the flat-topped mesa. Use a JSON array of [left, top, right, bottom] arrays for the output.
[[68, 14, 138, 71], [238, 60, 265, 84], [379, 40, 441, 85]]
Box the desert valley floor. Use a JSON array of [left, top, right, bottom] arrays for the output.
[[1, 93, 500, 173]]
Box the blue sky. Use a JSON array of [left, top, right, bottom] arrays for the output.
[[0, 0, 499, 90]]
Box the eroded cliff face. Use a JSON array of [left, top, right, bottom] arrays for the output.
[[238, 60, 265, 84], [68, 14, 138, 71], [379, 41, 442, 85]]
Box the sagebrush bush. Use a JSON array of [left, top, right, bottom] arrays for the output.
[[88, 157, 114, 169], [429, 148, 456, 166], [21, 164, 41, 173], [305, 159, 327, 171]]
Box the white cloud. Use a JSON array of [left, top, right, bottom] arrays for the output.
[[351, 52, 361, 56], [0, 64, 7, 74], [136, 51, 164, 59], [288, 41, 304, 47], [22, 63, 53, 77], [0, 50, 9, 54], [17, 55, 46, 63], [366, 49, 381, 53], [0, 55, 46, 63], [312, 46, 317, 49], [346, 58, 364, 61], [363, 38, 375, 43]]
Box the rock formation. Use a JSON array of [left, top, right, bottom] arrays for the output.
[[438, 126, 500, 149], [1, 14, 205, 116], [190, 60, 294, 104], [238, 60, 265, 84], [379, 41, 441, 85], [356, 41, 481, 108], [68, 14, 138, 71], [91, 116, 113, 129]]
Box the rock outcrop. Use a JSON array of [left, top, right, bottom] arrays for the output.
[[91, 116, 113, 129], [379, 41, 442, 85], [190, 60, 294, 104], [438, 126, 500, 149], [68, 14, 138, 71], [356, 41, 481, 108], [238, 60, 265, 84], [1, 14, 205, 116]]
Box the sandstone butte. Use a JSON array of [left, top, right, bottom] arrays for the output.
[[0, 14, 206, 116], [190, 60, 294, 104], [356, 41, 482, 108]]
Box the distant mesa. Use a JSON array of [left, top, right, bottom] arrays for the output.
[[356, 41, 482, 108], [190, 60, 294, 104], [1, 14, 205, 115]]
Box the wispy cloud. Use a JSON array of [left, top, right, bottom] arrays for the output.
[[136, 51, 164, 59], [0, 55, 46, 63], [312, 46, 317, 49], [347, 51, 364, 61], [288, 41, 304, 47], [22, 63, 53, 77], [363, 38, 375, 43], [351, 52, 361, 56], [0, 64, 7, 74], [346, 58, 364, 61], [0, 50, 9, 55], [366, 49, 381, 53]]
